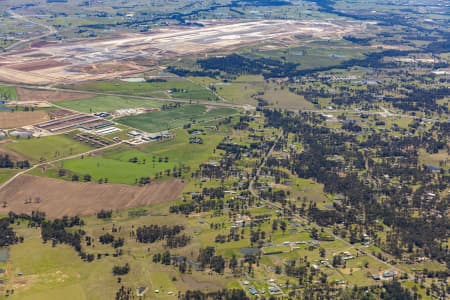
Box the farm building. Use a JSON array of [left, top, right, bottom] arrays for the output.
[[9, 130, 32, 138], [382, 270, 396, 278], [128, 130, 142, 137]]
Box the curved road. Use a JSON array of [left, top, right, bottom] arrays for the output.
[[5, 9, 57, 51]]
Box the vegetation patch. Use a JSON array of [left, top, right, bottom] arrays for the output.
[[116, 104, 237, 132], [56, 96, 162, 113]]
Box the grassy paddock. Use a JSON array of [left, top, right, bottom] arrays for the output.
[[4, 134, 94, 163], [63, 79, 216, 101], [117, 105, 238, 133], [0, 85, 17, 100], [41, 128, 226, 184], [56, 96, 162, 113]]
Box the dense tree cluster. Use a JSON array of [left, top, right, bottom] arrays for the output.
[[112, 263, 130, 276], [0, 155, 30, 169], [41, 216, 85, 254], [262, 109, 449, 266], [0, 218, 22, 247], [135, 224, 190, 248]]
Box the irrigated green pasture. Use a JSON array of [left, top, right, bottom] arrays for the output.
[[63, 78, 216, 101], [46, 128, 226, 184], [0, 85, 17, 100], [4, 134, 94, 163], [116, 105, 238, 132], [56, 96, 162, 113]]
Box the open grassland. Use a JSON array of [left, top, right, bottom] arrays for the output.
[[285, 177, 330, 208], [117, 105, 238, 132], [418, 149, 448, 172], [56, 96, 162, 113], [4, 210, 228, 300], [39, 128, 227, 185], [0, 168, 19, 184], [4, 198, 432, 299], [64, 79, 216, 101], [4, 134, 94, 163], [0, 174, 185, 218], [251, 41, 371, 70], [0, 203, 353, 299], [213, 75, 313, 109]]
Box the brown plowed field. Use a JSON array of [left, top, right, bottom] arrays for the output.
[[0, 175, 185, 219], [0, 111, 49, 128], [9, 60, 67, 72], [17, 87, 94, 102]]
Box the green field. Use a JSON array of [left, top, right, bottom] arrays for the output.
[[56, 96, 162, 113], [5, 209, 231, 300], [48, 128, 225, 184], [0, 168, 18, 184], [64, 79, 217, 101], [117, 105, 238, 133], [212, 75, 314, 109], [0, 85, 17, 100], [4, 134, 94, 163], [250, 42, 371, 70]]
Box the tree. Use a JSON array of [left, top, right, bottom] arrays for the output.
[[319, 247, 326, 258], [229, 254, 238, 272], [210, 255, 225, 274], [112, 263, 130, 276]]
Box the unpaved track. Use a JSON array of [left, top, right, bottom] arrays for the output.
[[5, 9, 57, 51]]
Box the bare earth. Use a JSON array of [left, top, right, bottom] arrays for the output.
[[17, 87, 94, 102], [0, 19, 368, 84], [0, 174, 185, 218], [0, 111, 49, 128]]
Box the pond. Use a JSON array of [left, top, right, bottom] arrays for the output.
[[239, 247, 259, 255], [0, 248, 9, 262]]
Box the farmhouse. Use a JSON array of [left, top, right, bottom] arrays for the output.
[[425, 165, 441, 173], [128, 130, 142, 137], [382, 270, 396, 279]]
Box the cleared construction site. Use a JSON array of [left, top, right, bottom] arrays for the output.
[[0, 19, 367, 84]]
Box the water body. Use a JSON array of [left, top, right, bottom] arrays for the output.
[[0, 248, 9, 262], [239, 247, 259, 255]]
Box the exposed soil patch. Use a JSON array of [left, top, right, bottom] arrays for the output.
[[17, 88, 94, 102], [0, 111, 49, 128], [0, 174, 185, 219], [9, 60, 67, 72]]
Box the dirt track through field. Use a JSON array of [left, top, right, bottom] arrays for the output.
[[0, 174, 185, 218], [17, 87, 94, 102]]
